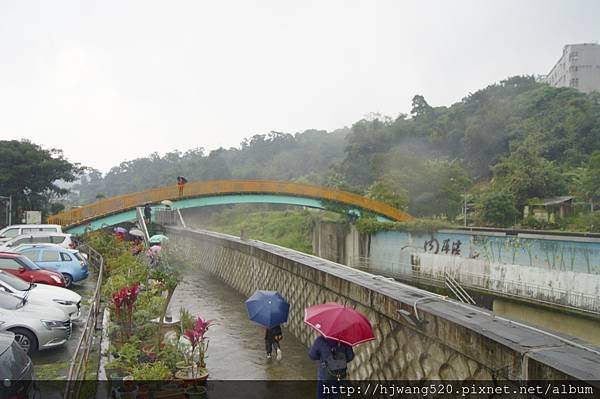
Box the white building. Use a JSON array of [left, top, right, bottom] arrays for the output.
[[543, 43, 600, 94]]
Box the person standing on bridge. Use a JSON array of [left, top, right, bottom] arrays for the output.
[[177, 176, 188, 198], [144, 203, 152, 224]]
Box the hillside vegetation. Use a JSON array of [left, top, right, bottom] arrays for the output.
[[181, 205, 344, 253], [74, 76, 600, 229]]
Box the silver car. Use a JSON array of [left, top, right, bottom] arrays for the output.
[[0, 290, 71, 354], [0, 270, 82, 321]]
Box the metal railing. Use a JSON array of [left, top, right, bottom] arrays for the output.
[[176, 209, 187, 228], [47, 179, 413, 227], [136, 207, 150, 244], [444, 272, 476, 305], [350, 256, 600, 315], [64, 244, 104, 399]]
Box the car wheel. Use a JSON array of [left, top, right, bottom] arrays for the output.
[[62, 274, 73, 287], [9, 328, 38, 355]]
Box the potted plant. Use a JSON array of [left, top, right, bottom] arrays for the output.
[[132, 360, 172, 397], [175, 316, 213, 383], [153, 383, 186, 399], [114, 376, 138, 399], [112, 283, 141, 341], [174, 307, 194, 372], [184, 385, 207, 398]]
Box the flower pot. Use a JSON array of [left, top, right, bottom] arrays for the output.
[[174, 368, 209, 386], [153, 387, 186, 399], [142, 343, 156, 355], [175, 361, 192, 372], [185, 385, 207, 399], [114, 385, 139, 399], [137, 386, 151, 399]]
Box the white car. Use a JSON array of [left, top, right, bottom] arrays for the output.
[[0, 224, 62, 243], [0, 291, 71, 354], [0, 233, 74, 251], [0, 270, 81, 321]]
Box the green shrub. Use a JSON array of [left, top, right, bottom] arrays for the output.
[[355, 217, 454, 235], [131, 361, 172, 380]]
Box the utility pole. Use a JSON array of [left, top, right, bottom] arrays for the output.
[[0, 196, 11, 226], [463, 189, 467, 227]]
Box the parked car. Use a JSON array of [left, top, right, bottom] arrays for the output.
[[0, 290, 71, 354], [0, 232, 74, 251], [0, 252, 66, 287], [0, 331, 39, 399], [0, 270, 82, 321], [16, 246, 88, 287], [0, 224, 62, 243], [12, 242, 88, 261]]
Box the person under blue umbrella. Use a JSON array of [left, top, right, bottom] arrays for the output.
[[245, 290, 290, 361], [265, 325, 283, 360]]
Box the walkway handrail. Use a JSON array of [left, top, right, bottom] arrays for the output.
[[64, 243, 104, 399], [136, 207, 150, 244], [444, 271, 476, 305], [48, 179, 413, 227]]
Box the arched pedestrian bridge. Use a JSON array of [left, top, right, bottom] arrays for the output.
[[49, 179, 413, 233]]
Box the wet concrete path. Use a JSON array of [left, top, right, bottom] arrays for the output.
[[170, 268, 316, 380]]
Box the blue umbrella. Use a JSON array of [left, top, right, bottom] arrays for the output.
[[245, 290, 290, 328]]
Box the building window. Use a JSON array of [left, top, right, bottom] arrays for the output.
[[569, 51, 579, 62], [569, 65, 578, 72], [569, 78, 579, 87]]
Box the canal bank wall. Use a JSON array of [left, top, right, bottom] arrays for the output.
[[312, 222, 600, 315], [168, 226, 600, 383]]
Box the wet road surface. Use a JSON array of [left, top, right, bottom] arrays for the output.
[[170, 268, 316, 380]]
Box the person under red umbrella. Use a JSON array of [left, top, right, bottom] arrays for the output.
[[305, 303, 375, 399], [309, 335, 354, 392]]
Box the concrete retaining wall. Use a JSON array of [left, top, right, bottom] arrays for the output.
[[415, 253, 600, 313], [168, 226, 600, 382]]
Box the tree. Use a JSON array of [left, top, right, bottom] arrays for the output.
[[365, 174, 409, 210], [581, 151, 600, 211], [477, 191, 517, 227], [0, 140, 82, 221], [410, 95, 433, 120], [491, 147, 567, 211], [407, 159, 470, 218]]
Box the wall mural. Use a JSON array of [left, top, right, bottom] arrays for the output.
[[369, 231, 600, 275]]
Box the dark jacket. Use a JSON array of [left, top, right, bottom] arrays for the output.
[[308, 336, 354, 380], [265, 325, 282, 340]]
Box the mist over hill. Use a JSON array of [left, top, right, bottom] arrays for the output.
[[74, 76, 600, 225]]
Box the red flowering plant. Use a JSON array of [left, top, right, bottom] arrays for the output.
[[182, 316, 214, 377], [112, 283, 140, 339]]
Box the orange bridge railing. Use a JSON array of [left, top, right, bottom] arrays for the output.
[[48, 179, 413, 228]]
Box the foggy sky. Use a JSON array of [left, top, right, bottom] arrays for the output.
[[1, 0, 599, 172]]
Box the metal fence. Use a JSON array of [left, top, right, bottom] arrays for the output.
[[350, 256, 600, 315], [63, 244, 104, 399]]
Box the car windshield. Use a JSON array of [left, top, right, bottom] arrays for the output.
[[0, 291, 22, 310], [0, 341, 31, 379], [16, 255, 40, 270], [0, 272, 30, 291]]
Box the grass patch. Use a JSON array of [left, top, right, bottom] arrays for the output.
[[34, 361, 70, 380], [188, 205, 344, 254]]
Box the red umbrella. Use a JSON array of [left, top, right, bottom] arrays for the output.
[[304, 302, 375, 346]]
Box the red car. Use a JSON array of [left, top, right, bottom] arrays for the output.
[[0, 252, 65, 287]]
